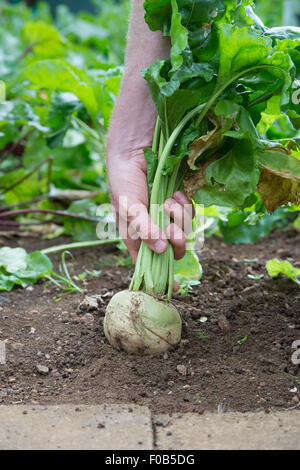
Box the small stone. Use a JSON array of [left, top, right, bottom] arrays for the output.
[[176, 364, 187, 376], [81, 313, 94, 323], [10, 342, 24, 351], [36, 365, 49, 375], [51, 369, 60, 378], [223, 288, 234, 298], [154, 420, 164, 427], [8, 377, 16, 383], [242, 285, 256, 294], [292, 396, 299, 404], [77, 295, 104, 315], [29, 310, 38, 315], [218, 314, 230, 333]]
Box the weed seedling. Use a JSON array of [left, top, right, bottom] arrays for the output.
[[44, 251, 84, 300], [237, 335, 248, 345]]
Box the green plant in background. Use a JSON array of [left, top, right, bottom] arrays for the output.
[[44, 250, 83, 299], [255, 0, 300, 27], [0, 245, 52, 291], [266, 258, 300, 284], [0, 0, 126, 238]]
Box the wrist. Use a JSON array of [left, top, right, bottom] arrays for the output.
[[107, 79, 157, 160]]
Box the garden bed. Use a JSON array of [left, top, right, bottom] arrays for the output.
[[0, 230, 299, 414]]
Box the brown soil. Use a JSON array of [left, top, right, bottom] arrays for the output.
[[0, 230, 300, 414]]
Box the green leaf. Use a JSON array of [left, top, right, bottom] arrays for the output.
[[144, 0, 172, 32], [219, 208, 291, 244], [217, 24, 272, 82], [144, 148, 158, 191], [23, 21, 64, 59], [0, 247, 27, 273], [257, 95, 283, 135], [266, 258, 300, 284], [0, 101, 49, 133], [143, 59, 215, 133], [63, 199, 98, 241], [0, 247, 52, 291], [24, 59, 100, 118], [194, 140, 260, 208], [256, 149, 300, 179], [170, 0, 188, 71], [174, 250, 202, 281]]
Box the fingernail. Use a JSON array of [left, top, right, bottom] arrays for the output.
[[154, 240, 167, 254]]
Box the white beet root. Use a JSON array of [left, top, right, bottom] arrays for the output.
[[104, 290, 182, 354]]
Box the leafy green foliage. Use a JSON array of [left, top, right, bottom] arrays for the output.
[[174, 250, 202, 296], [218, 207, 293, 243], [255, 0, 300, 28], [0, 246, 52, 291], [0, 0, 126, 235], [143, 0, 300, 213], [266, 258, 300, 284]]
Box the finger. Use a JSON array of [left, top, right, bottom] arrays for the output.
[[173, 191, 195, 218], [166, 223, 186, 260], [164, 198, 193, 235], [173, 191, 195, 222], [123, 238, 141, 264], [129, 208, 168, 255]]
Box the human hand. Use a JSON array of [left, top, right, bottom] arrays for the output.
[[107, 147, 194, 263]]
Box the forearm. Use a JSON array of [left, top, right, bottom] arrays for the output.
[[107, 0, 170, 161]]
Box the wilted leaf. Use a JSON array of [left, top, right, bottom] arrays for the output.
[[258, 168, 300, 213], [184, 155, 219, 200], [187, 114, 227, 170]]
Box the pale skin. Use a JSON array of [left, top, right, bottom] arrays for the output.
[[106, 0, 194, 268]]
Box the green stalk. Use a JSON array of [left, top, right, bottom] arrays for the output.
[[130, 103, 206, 298], [196, 64, 289, 128], [41, 238, 121, 255]]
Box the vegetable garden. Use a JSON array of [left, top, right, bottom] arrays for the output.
[[0, 0, 300, 413]]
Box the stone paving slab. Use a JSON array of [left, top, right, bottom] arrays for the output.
[[0, 404, 152, 450], [1, 405, 300, 450], [154, 410, 300, 450]]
